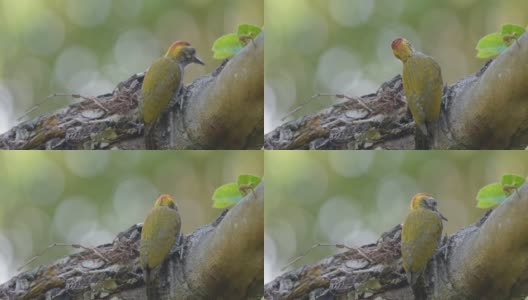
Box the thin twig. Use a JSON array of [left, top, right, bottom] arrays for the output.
[[17, 93, 109, 121], [239, 35, 257, 47], [280, 92, 373, 122], [71, 243, 110, 263], [280, 94, 320, 121], [16, 95, 55, 121], [282, 242, 373, 271], [238, 184, 257, 198], [317, 93, 373, 113], [18, 243, 109, 271], [281, 243, 322, 271], [334, 243, 373, 263], [54, 93, 110, 113]]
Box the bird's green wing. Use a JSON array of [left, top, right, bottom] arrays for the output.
[[141, 57, 182, 124], [404, 54, 443, 129], [416, 54, 442, 123], [401, 209, 443, 274], [140, 206, 181, 269]]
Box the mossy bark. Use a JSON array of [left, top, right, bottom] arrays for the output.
[[0, 183, 264, 300], [265, 183, 528, 300], [0, 33, 264, 150], [265, 33, 528, 150]]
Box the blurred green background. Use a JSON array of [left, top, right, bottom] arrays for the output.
[[0, 150, 263, 284], [0, 0, 263, 134], [264, 0, 528, 132], [264, 151, 528, 283]]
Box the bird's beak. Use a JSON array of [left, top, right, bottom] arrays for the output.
[[193, 55, 205, 65], [439, 211, 448, 221]]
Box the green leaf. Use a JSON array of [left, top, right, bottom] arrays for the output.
[[500, 24, 525, 46], [212, 182, 244, 208], [212, 33, 243, 59], [237, 174, 262, 195], [475, 23, 526, 58], [212, 24, 261, 59], [500, 23, 525, 37], [476, 183, 506, 208], [476, 33, 507, 58], [237, 24, 261, 45], [501, 174, 525, 196]]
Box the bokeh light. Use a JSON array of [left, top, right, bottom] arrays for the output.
[[265, 0, 528, 133], [0, 0, 263, 134], [264, 151, 528, 283], [0, 151, 263, 284]]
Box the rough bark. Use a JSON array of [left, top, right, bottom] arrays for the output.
[[0, 182, 264, 300], [264, 182, 528, 300], [264, 32, 528, 150], [0, 33, 264, 150]]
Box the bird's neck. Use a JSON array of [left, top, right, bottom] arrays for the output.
[[400, 52, 414, 62], [168, 54, 191, 68]]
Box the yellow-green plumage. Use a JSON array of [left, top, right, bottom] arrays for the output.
[[402, 53, 443, 134], [141, 57, 183, 125], [140, 194, 181, 300], [401, 193, 446, 286], [401, 207, 443, 285], [392, 38, 443, 149], [140, 40, 204, 149]]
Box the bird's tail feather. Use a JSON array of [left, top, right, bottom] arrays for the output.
[[414, 129, 430, 150], [410, 273, 427, 300], [144, 268, 158, 300], [144, 123, 157, 149]]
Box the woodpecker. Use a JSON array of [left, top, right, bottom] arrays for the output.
[[401, 193, 447, 286], [140, 194, 182, 299], [392, 38, 443, 149], [141, 40, 204, 149]]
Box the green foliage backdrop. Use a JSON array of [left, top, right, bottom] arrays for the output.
[[265, 0, 528, 132], [0, 150, 263, 283], [0, 0, 263, 134], [264, 151, 528, 283]]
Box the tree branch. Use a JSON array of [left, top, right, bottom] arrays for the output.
[[438, 182, 528, 299], [437, 32, 528, 149], [181, 182, 264, 299], [264, 182, 528, 299], [0, 182, 264, 300], [0, 32, 264, 150], [154, 33, 264, 149], [264, 33, 528, 150]]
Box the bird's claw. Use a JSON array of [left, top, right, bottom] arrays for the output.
[[176, 234, 185, 260], [178, 97, 185, 111]]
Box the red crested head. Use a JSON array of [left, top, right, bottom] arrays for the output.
[[165, 40, 192, 58], [154, 194, 177, 209], [410, 193, 432, 209], [391, 37, 413, 61], [391, 38, 404, 50], [409, 193, 447, 220], [163, 40, 204, 66], [171, 40, 191, 48], [158, 194, 173, 201]]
